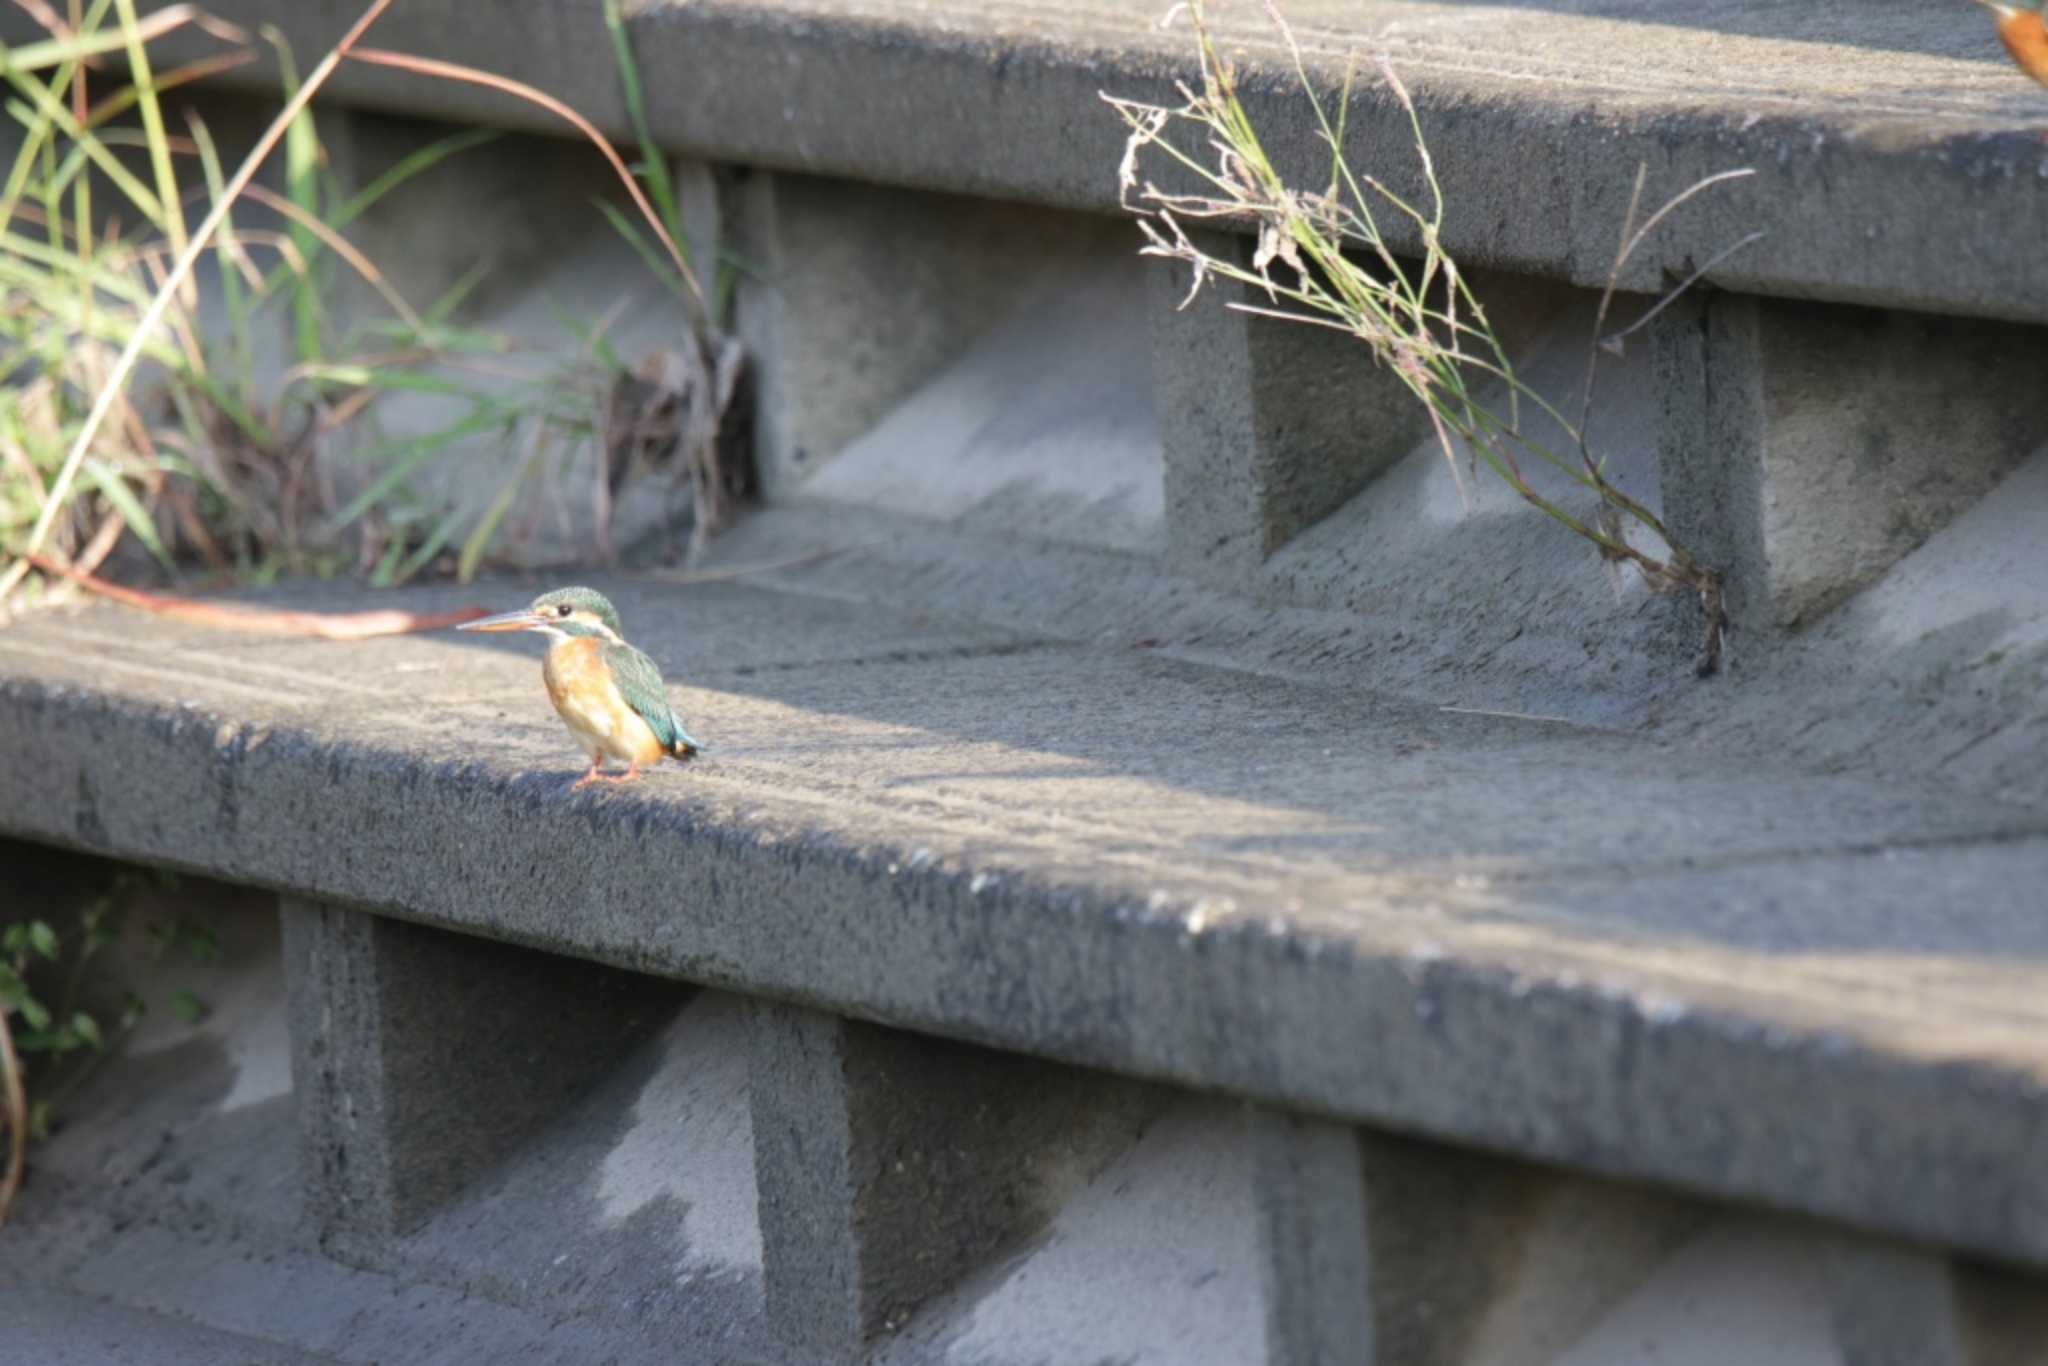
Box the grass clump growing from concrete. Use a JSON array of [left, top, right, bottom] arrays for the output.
[[1107, 1, 1754, 673], [1, 0, 741, 612], [0, 2, 483, 601]]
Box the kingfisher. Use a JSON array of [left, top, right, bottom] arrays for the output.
[[458, 586, 704, 789], [1974, 0, 2048, 87]]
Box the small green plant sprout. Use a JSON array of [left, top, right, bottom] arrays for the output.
[[1104, 0, 1762, 674], [0, 869, 216, 1226], [0, 895, 121, 1225]]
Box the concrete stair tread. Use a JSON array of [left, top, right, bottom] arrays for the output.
[[3, 558, 2047, 1265], [78, 0, 2048, 324], [695, 0, 2044, 121]]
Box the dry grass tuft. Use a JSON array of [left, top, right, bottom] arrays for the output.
[[1105, 0, 1761, 673]]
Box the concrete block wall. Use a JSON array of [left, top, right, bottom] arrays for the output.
[[1148, 230, 1433, 587], [251, 137, 2048, 1358], [267, 895, 2048, 1364], [731, 171, 2048, 660], [745, 1002, 1163, 1359], [131, 43, 2048, 680], [732, 172, 1121, 502], [1653, 293, 2048, 627], [281, 899, 683, 1252]]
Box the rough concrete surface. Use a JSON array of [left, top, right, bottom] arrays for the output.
[[1655, 292, 2048, 627], [4, 4, 2045, 1361], [0, 902, 779, 1363], [7, 918, 2040, 1365], [1249, 284, 1697, 718], [2, 555, 2047, 1273], [0, 894, 1297, 1364], [876, 1097, 1270, 1366], [48, 0, 2048, 324], [735, 173, 1122, 501], [746, 1002, 1162, 1358], [805, 227, 1165, 554], [1153, 229, 1434, 585], [1249, 1110, 1373, 1366], [282, 898, 686, 1246], [0, 1284, 341, 1365]]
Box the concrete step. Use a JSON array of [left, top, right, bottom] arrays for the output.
[[94, 0, 2048, 324], [7, 879, 2044, 1366], [2, 555, 2046, 1275]]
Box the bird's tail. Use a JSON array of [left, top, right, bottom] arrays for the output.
[[669, 722, 706, 761]]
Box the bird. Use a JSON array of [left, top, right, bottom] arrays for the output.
[[458, 586, 703, 790], [1974, 0, 2048, 87]]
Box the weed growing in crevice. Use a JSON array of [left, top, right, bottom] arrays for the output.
[[0, 868, 213, 1226], [1, 0, 746, 614], [1106, 1, 1758, 673]]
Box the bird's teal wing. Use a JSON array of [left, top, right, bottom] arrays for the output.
[[603, 642, 704, 757]]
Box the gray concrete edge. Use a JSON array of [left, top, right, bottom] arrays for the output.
[[64, 0, 2048, 327], [1, 674, 2044, 1272]]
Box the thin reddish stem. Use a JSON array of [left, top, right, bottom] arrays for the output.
[[345, 46, 706, 309]]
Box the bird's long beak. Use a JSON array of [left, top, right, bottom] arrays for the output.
[[456, 608, 548, 633]]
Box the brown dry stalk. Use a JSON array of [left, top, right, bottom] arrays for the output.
[[29, 554, 488, 637], [1109, 0, 1738, 674], [0, 1004, 24, 1228], [238, 183, 422, 332], [344, 46, 705, 311]]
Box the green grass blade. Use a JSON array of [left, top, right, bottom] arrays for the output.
[[368, 531, 406, 586], [330, 405, 515, 528], [261, 127, 503, 303], [420, 258, 491, 326], [269, 34, 324, 367], [0, 0, 115, 232], [292, 363, 482, 398], [334, 126, 498, 229], [547, 293, 626, 372], [592, 197, 685, 303], [601, 0, 681, 244], [389, 500, 463, 585], [0, 230, 147, 304], [81, 456, 172, 569], [458, 422, 551, 582], [353, 319, 507, 353], [0, 4, 162, 75], [188, 114, 253, 388], [3, 70, 165, 226], [112, 0, 191, 293]]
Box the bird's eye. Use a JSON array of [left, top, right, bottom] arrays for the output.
[[557, 604, 574, 618]]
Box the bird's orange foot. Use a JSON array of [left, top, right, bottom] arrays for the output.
[[571, 761, 642, 790]]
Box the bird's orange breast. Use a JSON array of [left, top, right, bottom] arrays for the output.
[[1997, 7, 2048, 87], [542, 636, 665, 764]]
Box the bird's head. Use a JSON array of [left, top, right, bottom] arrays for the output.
[[458, 586, 625, 643]]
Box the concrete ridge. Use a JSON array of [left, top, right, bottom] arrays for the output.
[[57, 0, 2048, 323], [4, 578, 2048, 1267]]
